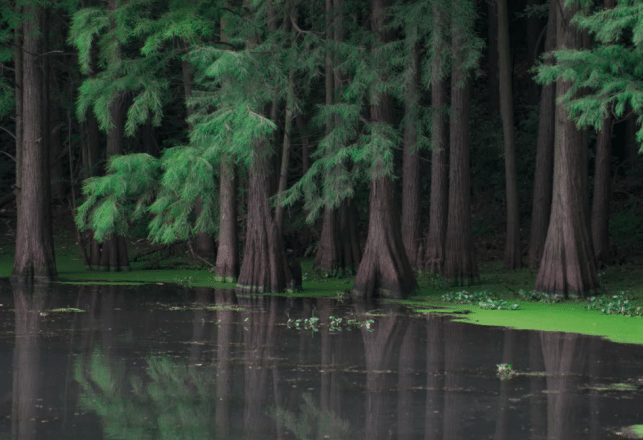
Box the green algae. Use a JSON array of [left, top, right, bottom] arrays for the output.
[[412, 300, 643, 345]]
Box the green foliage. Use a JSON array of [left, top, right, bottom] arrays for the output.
[[534, 1, 643, 149], [271, 393, 357, 440], [585, 291, 643, 316], [75, 349, 216, 440]]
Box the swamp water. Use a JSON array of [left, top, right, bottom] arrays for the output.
[[0, 281, 642, 439]]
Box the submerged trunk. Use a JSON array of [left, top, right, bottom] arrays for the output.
[[528, 0, 557, 269], [424, 0, 449, 275], [12, 5, 57, 282], [236, 140, 292, 293], [534, 0, 598, 296], [443, 4, 478, 284]]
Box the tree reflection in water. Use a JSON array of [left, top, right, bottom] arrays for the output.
[[12, 281, 45, 440], [56, 287, 637, 440]]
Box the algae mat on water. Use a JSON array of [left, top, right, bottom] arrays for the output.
[[414, 300, 643, 345]]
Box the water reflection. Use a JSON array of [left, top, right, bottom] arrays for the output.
[[1, 282, 642, 439]]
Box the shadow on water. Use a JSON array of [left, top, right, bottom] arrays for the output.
[[0, 281, 642, 439]]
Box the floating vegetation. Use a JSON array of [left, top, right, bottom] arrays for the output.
[[442, 291, 520, 311], [286, 313, 374, 332], [585, 291, 643, 317], [497, 363, 515, 380], [46, 307, 86, 313], [517, 290, 563, 303]]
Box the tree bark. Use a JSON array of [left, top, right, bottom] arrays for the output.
[[443, 2, 478, 284], [534, 1, 598, 296], [12, 5, 57, 282], [497, 0, 521, 269], [401, 43, 422, 269], [215, 155, 239, 282], [528, 0, 556, 269], [424, 0, 449, 275], [236, 140, 293, 293]]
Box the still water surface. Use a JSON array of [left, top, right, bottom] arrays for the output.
[[1, 281, 643, 439]]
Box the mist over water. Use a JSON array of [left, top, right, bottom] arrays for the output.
[[1, 281, 642, 439]]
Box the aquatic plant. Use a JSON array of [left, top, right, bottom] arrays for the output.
[[442, 291, 519, 310], [585, 291, 643, 317], [517, 290, 563, 303], [497, 363, 515, 380]]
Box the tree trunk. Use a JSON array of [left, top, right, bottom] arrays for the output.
[[12, 5, 57, 282], [353, 172, 418, 298], [528, 0, 556, 269], [401, 43, 422, 269], [98, 96, 130, 271], [534, 1, 598, 296], [497, 0, 521, 269], [215, 155, 239, 282], [14, 14, 22, 213], [487, 0, 499, 115], [424, 0, 449, 275], [353, 0, 417, 299], [275, 73, 294, 234], [592, 118, 613, 266], [526, 0, 543, 105], [236, 140, 293, 293], [314, 0, 340, 276], [443, 3, 478, 284]]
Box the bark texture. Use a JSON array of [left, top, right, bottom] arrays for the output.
[[215, 156, 239, 282], [528, 0, 557, 269], [534, 1, 598, 296], [424, 0, 449, 275], [236, 141, 293, 293], [12, 6, 57, 282], [443, 8, 478, 284], [401, 43, 422, 269], [353, 173, 418, 298], [497, 0, 521, 269]]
